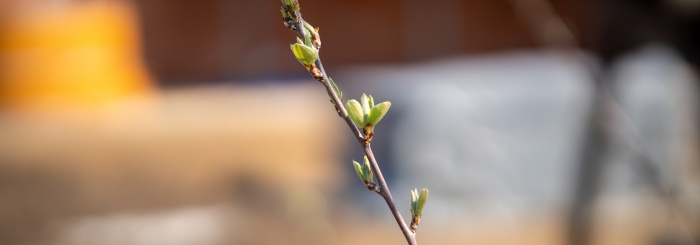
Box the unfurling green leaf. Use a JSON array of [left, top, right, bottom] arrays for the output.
[[290, 43, 317, 66], [363, 156, 373, 183], [346, 100, 365, 127], [360, 93, 371, 115], [416, 188, 428, 217], [369, 95, 375, 108], [303, 21, 315, 34], [411, 189, 418, 210], [353, 160, 364, 182], [368, 101, 391, 126], [329, 78, 342, 101], [410, 188, 428, 218]]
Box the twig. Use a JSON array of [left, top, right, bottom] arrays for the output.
[[315, 58, 416, 245], [279, 1, 420, 244]]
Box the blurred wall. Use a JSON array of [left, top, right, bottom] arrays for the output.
[[131, 0, 700, 84], [132, 0, 601, 83], [3, 0, 694, 85]]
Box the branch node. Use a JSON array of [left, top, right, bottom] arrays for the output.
[[410, 216, 420, 233], [366, 182, 380, 192], [310, 66, 324, 81], [364, 130, 374, 144]]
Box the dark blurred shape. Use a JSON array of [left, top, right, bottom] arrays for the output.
[[585, 0, 700, 64], [568, 90, 611, 245]]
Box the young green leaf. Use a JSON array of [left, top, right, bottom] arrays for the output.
[[360, 93, 371, 114], [328, 77, 342, 101], [368, 101, 391, 126], [363, 156, 373, 183], [353, 160, 365, 182], [369, 95, 375, 108], [414, 188, 428, 217], [290, 43, 317, 66], [346, 100, 365, 127], [303, 21, 315, 34], [410, 189, 418, 216]]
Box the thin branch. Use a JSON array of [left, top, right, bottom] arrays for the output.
[[282, 3, 418, 244], [312, 33, 418, 245], [315, 58, 366, 143], [363, 145, 417, 244]]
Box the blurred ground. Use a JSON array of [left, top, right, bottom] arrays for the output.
[[0, 83, 345, 244]]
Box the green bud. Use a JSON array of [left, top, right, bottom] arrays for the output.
[[353, 160, 364, 182], [328, 77, 342, 101], [368, 101, 391, 126], [290, 43, 317, 67], [346, 99, 365, 127], [417, 188, 428, 216], [352, 157, 375, 187], [363, 156, 373, 183], [411, 188, 429, 218]]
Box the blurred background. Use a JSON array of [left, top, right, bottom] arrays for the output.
[[1, 0, 699, 245]]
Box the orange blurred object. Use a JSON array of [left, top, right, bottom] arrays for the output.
[[0, 1, 152, 109]]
